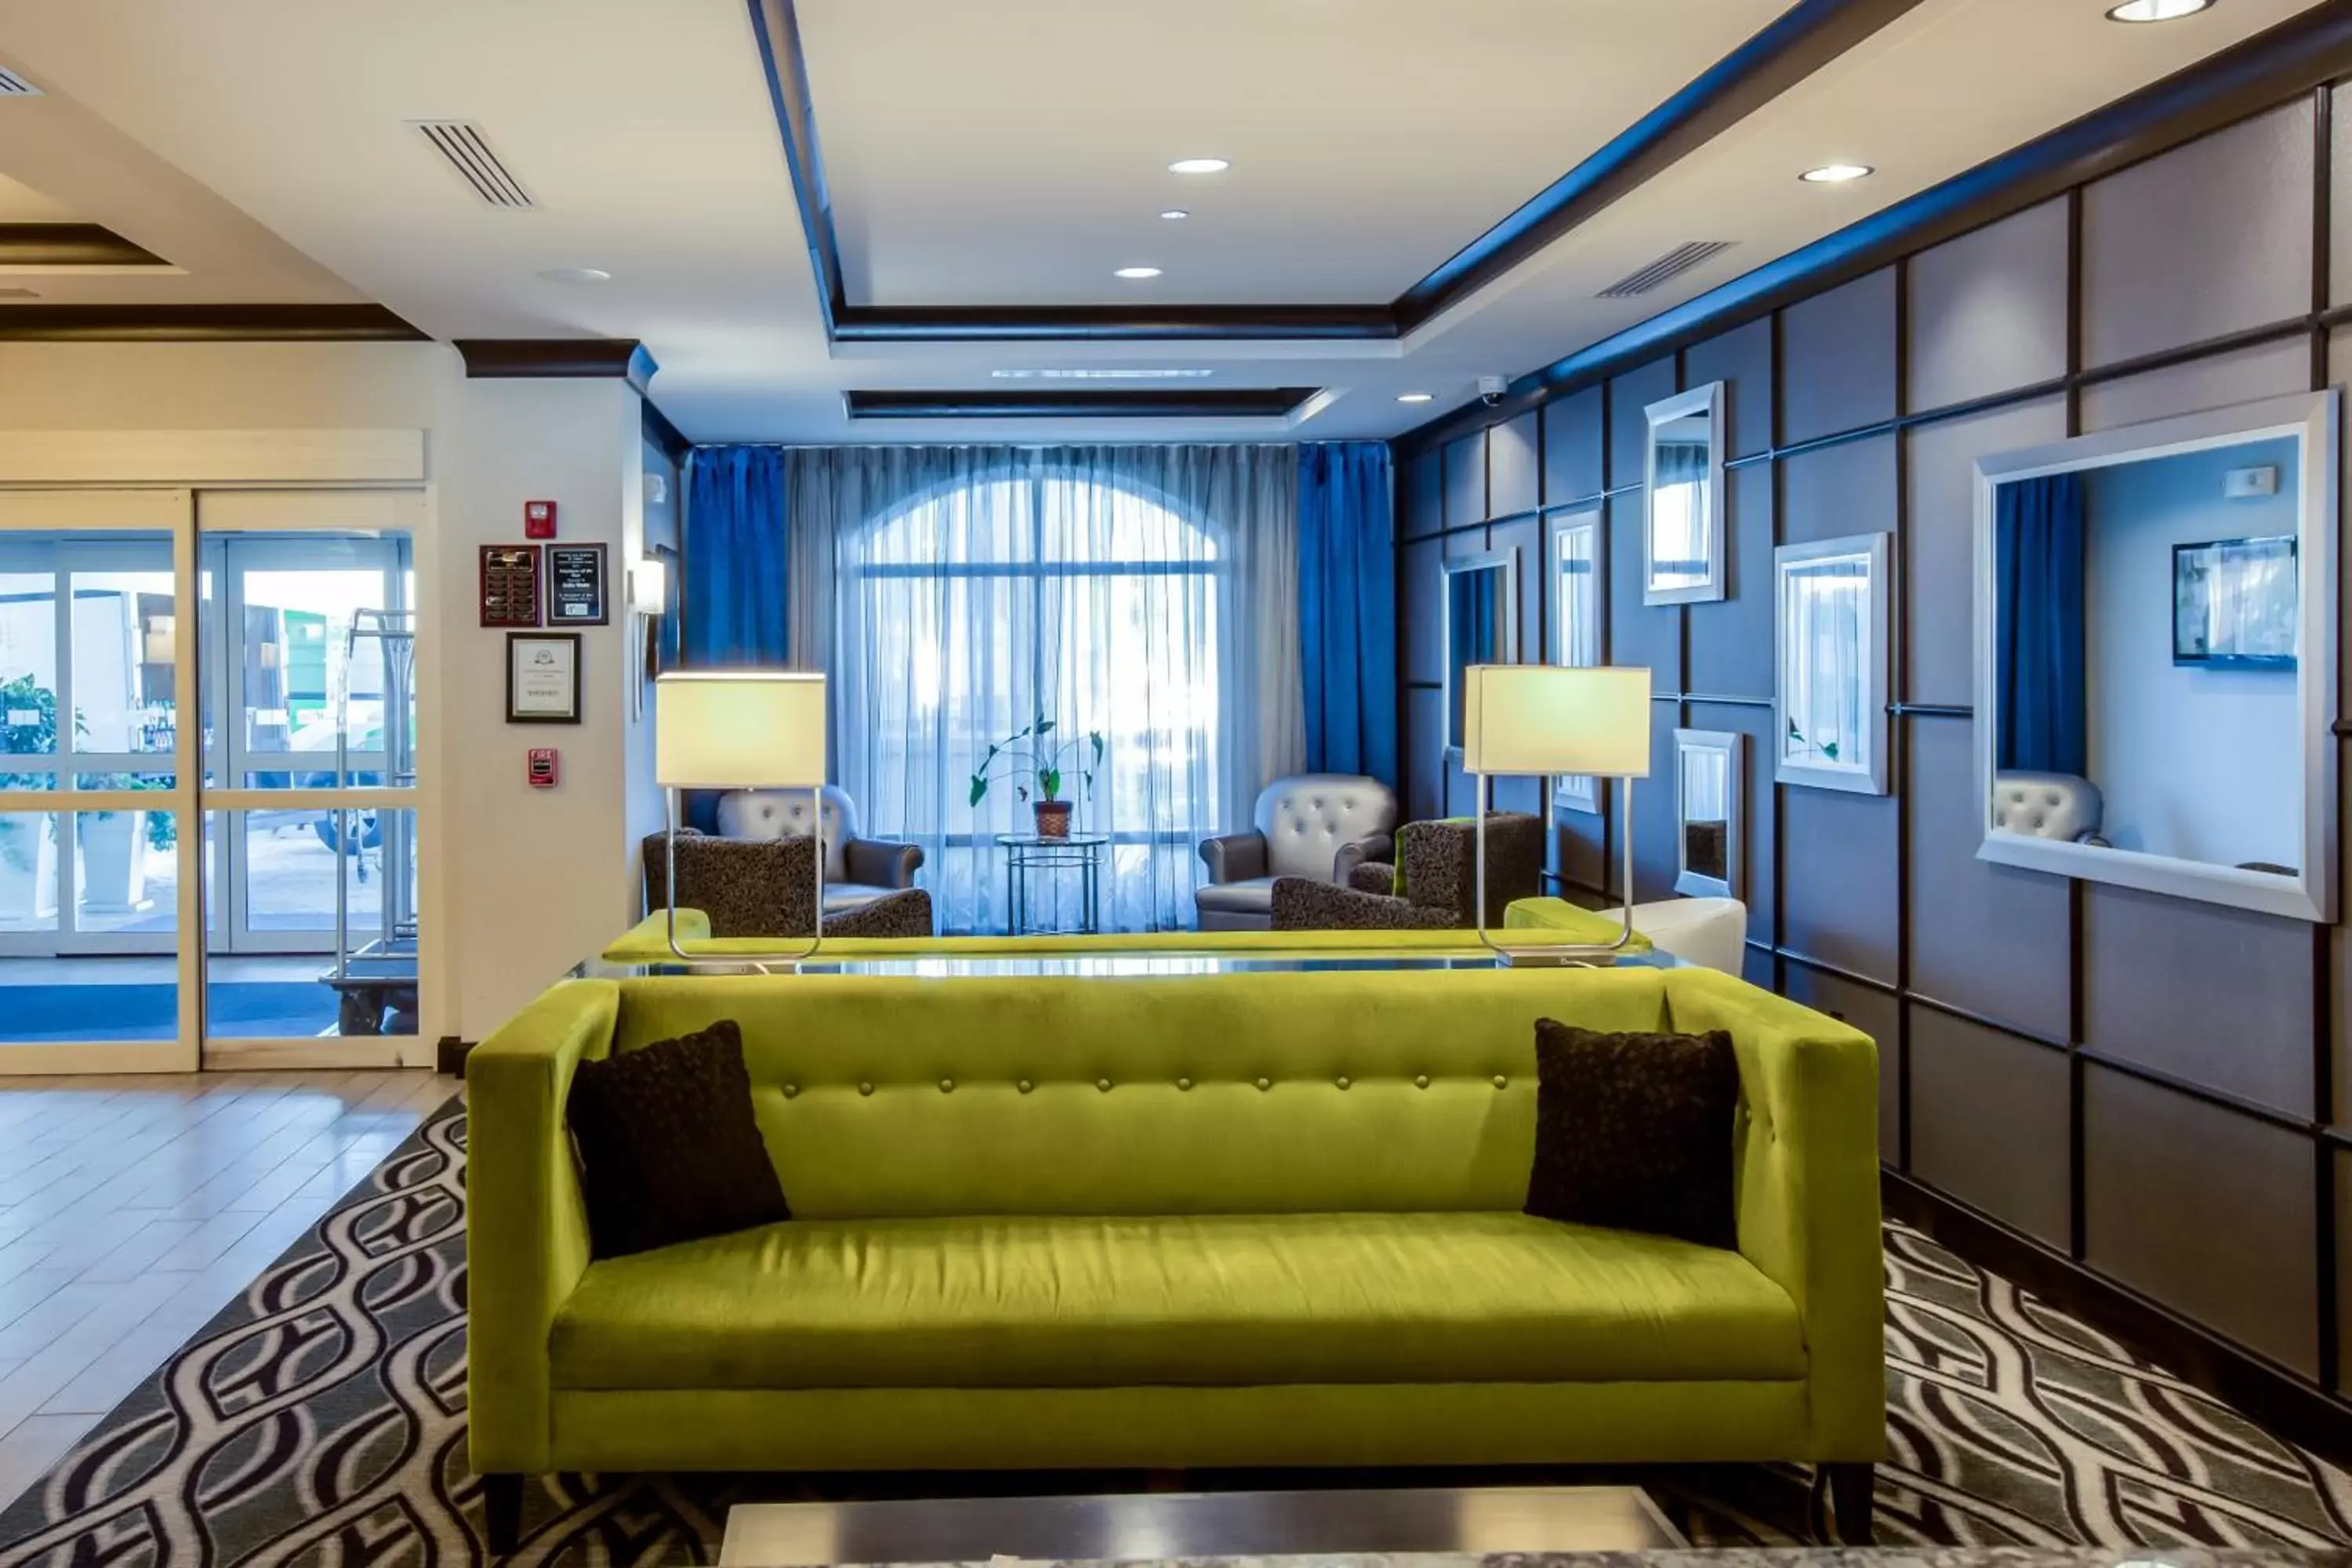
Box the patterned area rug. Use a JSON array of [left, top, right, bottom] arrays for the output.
[[3, 1096, 2350, 1565]]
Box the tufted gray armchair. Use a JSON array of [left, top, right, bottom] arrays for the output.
[[717, 786, 924, 914], [1992, 771, 2108, 848], [1195, 774, 1398, 931]]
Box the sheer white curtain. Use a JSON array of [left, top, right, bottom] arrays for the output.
[[1782, 557, 1869, 775], [815, 445, 1300, 934]]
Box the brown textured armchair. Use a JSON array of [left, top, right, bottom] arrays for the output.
[[716, 786, 923, 915], [643, 831, 934, 939]]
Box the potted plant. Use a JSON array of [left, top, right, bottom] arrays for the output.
[[0, 674, 60, 927], [968, 715, 1104, 841], [78, 773, 172, 915]]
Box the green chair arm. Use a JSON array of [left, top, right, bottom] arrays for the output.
[[1664, 967, 1885, 1461], [465, 978, 617, 1473], [602, 907, 714, 961]]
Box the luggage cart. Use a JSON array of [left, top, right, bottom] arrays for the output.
[[319, 609, 419, 1035]]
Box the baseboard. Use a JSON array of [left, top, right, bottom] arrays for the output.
[[1882, 1169, 2352, 1467]]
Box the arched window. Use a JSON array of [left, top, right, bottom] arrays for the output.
[[836, 464, 1225, 934]]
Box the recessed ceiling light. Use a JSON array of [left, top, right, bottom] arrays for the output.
[[1397, 392, 1434, 405], [1160, 209, 1190, 220], [1114, 266, 1163, 280], [537, 266, 612, 283], [1168, 158, 1229, 175], [2106, 0, 2212, 19], [1798, 163, 1874, 184]]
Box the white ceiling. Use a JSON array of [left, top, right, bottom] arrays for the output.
[[797, 0, 1796, 307], [0, 0, 2328, 441]]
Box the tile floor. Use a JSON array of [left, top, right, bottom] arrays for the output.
[[0, 1069, 454, 1511]]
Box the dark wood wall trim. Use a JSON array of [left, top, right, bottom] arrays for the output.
[[642, 398, 691, 466], [744, 0, 1920, 343], [0, 303, 428, 342], [0, 223, 169, 268], [1887, 1173, 2352, 1471], [1398, 0, 2352, 455], [844, 387, 1322, 419], [455, 338, 658, 394], [1394, 0, 1931, 333]]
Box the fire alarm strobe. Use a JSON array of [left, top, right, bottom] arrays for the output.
[[528, 747, 559, 788], [524, 500, 557, 539]]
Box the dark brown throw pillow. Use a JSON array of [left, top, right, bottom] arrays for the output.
[[1523, 1018, 1740, 1249], [564, 1018, 789, 1258]]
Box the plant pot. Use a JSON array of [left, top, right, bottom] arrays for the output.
[[78, 811, 151, 914], [1033, 799, 1073, 841], [0, 816, 58, 929]]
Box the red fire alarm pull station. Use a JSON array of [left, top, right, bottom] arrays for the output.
[[528, 747, 559, 788], [524, 500, 558, 539]]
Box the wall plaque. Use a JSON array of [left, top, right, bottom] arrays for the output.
[[479, 544, 543, 628], [546, 543, 609, 626]]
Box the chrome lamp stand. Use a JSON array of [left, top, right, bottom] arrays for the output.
[[1471, 770, 1639, 967]]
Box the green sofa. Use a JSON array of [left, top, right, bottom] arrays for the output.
[[467, 965, 1885, 1546]]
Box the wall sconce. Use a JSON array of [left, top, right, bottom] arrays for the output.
[[629, 557, 669, 718], [629, 557, 669, 618]]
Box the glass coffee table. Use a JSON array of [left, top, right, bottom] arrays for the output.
[[715, 1484, 1684, 1566], [995, 831, 1110, 935]]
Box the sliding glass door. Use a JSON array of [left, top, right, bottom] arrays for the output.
[[0, 490, 426, 1071]]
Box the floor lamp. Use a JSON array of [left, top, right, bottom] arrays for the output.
[[654, 671, 829, 966], [1462, 662, 1653, 965]]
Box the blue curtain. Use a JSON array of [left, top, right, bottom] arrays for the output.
[[1995, 472, 2088, 775], [682, 445, 789, 670], [1297, 443, 1399, 786]]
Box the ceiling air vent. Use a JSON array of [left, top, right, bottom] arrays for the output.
[[0, 66, 42, 96], [411, 120, 532, 209], [1597, 241, 1735, 299]]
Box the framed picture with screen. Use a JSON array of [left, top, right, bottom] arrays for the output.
[[2173, 534, 2296, 669]]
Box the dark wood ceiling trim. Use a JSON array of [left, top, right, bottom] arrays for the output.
[[455, 338, 659, 396], [744, 0, 1914, 344], [1398, 0, 2352, 455], [0, 303, 427, 342], [1392, 0, 1931, 335], [746, 0, 846, 336], [833, 303, 1392, 343], [642, 397, 691, 465], [846, 387, 1322, 419], [0, 223, 171, 268]]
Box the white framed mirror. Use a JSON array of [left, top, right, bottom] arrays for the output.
[[1643, 382, 1726, 605], [1973, 389, 2339, 924], [1442, 548, 1517, 764], [1674, 728, 1744, 898], [1775, 532, 1891, 795], [1550, 510, 1603, 814]]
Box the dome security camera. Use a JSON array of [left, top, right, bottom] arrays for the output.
[[1478, 375, 1508, 406]]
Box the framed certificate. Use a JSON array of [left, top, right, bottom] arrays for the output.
[[506, 633, 582, 724], [546, 543, 609, 626], [480, 544, 543, 628]]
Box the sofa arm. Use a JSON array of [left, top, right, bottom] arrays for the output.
[[1348, 861, 1399, 895], [466, 978, 618, 1474], [1332, 830, 1395, 886], [1663, 969, 1884, 1463], [601, 907, 713, 961], [844, 836, 924, 889], [1199, 831, 1268, 884]]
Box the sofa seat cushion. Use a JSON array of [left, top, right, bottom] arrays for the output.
[[549, 1210, 1805, 1392], [1193, 877, 1277, 916]]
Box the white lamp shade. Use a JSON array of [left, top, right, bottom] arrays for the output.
[[1462, 664, 1652, 778], [655, 672, 827, 788]]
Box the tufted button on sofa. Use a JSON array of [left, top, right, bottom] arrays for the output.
[[1991, 771, 2107, 848], [717, 786, 924, 913], [1196, 774, 1398, 931]]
